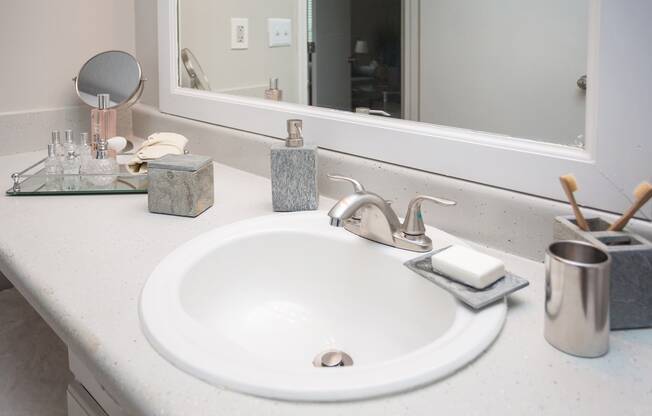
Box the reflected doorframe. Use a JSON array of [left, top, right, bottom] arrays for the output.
[[297, 0, 310, 106], [305, 0, 417, 117], [402, 0, 420, 122]]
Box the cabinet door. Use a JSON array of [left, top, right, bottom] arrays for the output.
[[69, 351, 127, 416], [67, 382, 109, 416]]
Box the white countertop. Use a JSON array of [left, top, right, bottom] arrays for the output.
[[1, 151, 651, 416]]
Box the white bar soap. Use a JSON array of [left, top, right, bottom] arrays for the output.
[[431, 245, 506, 289]]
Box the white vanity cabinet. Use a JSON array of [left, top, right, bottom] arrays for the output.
[[67, 382, 108, 416], [68, 351, 128, 416]]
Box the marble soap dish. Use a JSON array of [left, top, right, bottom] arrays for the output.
[[404, 246, 529, 309]]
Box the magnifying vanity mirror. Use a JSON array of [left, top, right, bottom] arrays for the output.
[[75, 50, 145, 109], [74, 50, 146, 153], [176, 0, 588, 147]]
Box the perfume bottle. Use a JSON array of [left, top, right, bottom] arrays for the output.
[[265, 78, 283, 101], [87, 140, 118, 188], [77, 132, 92, 167], [44, 143, 63, 191], [91, 93, 117, 145], [62, 150, 81, 191], [51, 130, 65, 159], [64, 129, 76, 155], [91, 133, 100, 154]]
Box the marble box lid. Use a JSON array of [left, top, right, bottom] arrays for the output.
[[148, 154, 212, 172]]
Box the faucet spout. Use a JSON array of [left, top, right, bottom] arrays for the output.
[[326, 174, 454, 252], [327, 193, 401, 230], [329, 217, 344, 227]]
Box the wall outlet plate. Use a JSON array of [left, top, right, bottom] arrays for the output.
[[231, 18, 249, 50], [268, 18, 292, 48]]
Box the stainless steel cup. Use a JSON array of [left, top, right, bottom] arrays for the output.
[[544, 240, 611, 358]]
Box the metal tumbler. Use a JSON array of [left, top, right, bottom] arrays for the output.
[[544, 240, 611, 358]]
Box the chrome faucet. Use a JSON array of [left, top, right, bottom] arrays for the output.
[[327, 174, 456, 252]]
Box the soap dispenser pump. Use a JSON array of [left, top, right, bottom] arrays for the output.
[[270, 119, 319, 212], [265, 78, 282, 101]]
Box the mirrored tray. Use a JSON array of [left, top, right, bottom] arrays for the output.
[[7, 157, 148, 196]]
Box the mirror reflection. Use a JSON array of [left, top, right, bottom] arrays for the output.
[[177, 0, 588, 147]]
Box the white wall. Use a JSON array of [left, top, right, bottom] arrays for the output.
[[419, 0, 588, 146], [0, 0, 136, 113], [135, 0, 159, 107], [178, 0, 300, 103]]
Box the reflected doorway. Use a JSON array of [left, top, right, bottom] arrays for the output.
[[309, 0, 403, 118]]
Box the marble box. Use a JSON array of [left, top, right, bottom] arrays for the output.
[[554, 215, 652, 330], [148, 155, 214, 218]]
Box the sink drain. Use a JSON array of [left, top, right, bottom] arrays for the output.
[[313, 349, 354, 368]]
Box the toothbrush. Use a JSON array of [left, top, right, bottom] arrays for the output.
[[559, 174, 590, 231], [609, 182, 652, 231]]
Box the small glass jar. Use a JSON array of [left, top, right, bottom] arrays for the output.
[[86, 140, 118, 188], [61, 150, 81, 191]]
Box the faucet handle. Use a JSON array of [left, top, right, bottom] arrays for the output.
[[402, 195, 456, 236], [327, 174, 366, 193]]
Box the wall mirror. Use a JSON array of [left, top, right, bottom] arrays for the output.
[[160, 0, 651, 217], [177, 0, 588, 147]]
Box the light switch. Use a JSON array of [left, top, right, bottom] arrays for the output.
[[268, 18, 292, 47], [231, 18, 249, 50]]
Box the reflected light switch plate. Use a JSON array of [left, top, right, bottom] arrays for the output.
[[268, 18, 292, 47], [231, 18, 249, 50]]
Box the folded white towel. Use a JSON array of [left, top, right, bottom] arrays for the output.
[[127, 132, 188, 174]]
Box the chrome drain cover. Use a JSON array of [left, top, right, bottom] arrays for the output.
[[313, 349, 354, 368]]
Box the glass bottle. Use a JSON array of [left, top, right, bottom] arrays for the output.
[[91, 93, 117, 148], [62, 150, 81, 191], [51, 130, 65, 159], [77, 133, 92, 167], [78, 133, 92, 187], [64, 129, 76, 155], [45, 143, 63, 191], [265, 78, 283, 101], [88, 140, 118, 188]]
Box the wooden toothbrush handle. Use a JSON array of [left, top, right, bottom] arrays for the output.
[[561, 185, 589, 231], [571, 202, 590, 231], [609, 195, 652, 231]]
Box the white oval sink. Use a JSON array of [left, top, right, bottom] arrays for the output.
[[140, 211, 506, 401]]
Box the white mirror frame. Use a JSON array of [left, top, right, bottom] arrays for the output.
[[158, 0, 651, 217]]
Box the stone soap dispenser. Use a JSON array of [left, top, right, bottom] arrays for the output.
[[271, 119, 319, 212]]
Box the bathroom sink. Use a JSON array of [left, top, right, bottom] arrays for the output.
[[140, 211, 506, 401]]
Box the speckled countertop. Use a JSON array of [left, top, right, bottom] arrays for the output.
[[1, 151, 651, 416]]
